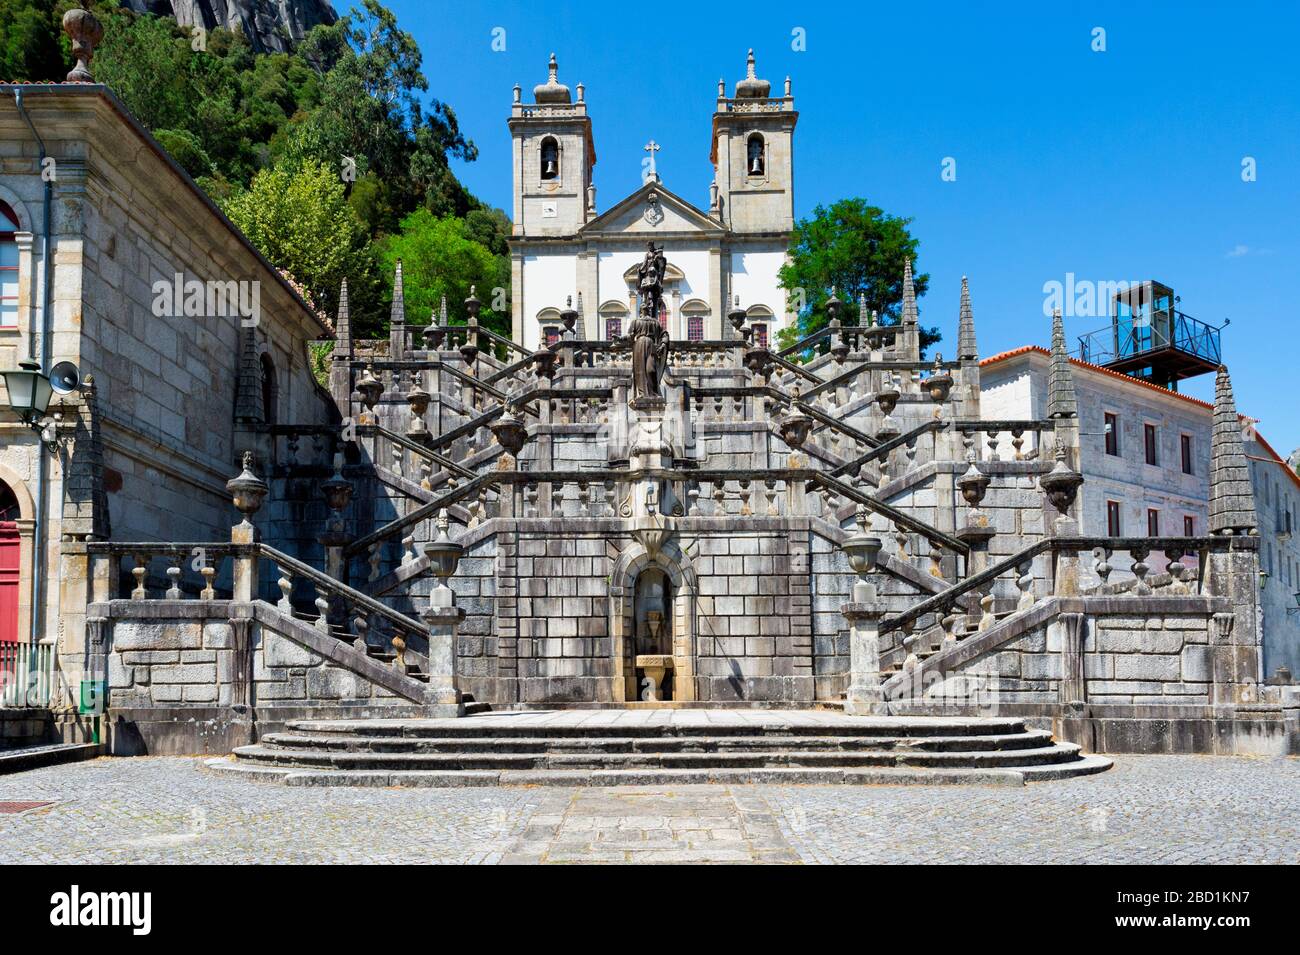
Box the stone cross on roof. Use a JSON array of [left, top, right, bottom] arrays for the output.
[[644, 140, 660, 182]]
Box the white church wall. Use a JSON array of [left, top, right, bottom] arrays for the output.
[[521, 251, 580, 350], [729, 245, 786, 331]]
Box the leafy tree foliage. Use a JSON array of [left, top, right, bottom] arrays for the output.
[[776, 198, 941, 355], [221, 161, 365, 305], [378, 210, 511, 338], [0, 0, 65, 82], [0, 0, 510, 337]]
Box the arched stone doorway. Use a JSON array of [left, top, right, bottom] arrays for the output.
[[609, 539, 697, 703]]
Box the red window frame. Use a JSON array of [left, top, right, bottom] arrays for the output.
[[1144, 423, 1158, 466], [1104, 413, 1119, 456]]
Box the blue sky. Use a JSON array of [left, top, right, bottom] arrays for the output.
[[371, 0, 1299, 454]]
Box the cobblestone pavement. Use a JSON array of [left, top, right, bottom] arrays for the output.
[[1, 754, 1296, 864]]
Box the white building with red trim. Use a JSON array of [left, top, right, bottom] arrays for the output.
[[981, 344, 1300, 679]]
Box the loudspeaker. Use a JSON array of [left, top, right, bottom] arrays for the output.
[[48, 360, 80, 395]]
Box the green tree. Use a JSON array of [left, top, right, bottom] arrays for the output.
[[221, 161, 364, 306], [378, 209, 510, 338], [0, 0, 65, 82], [286, 0, 475, 220], [776, 198, 940, 355]]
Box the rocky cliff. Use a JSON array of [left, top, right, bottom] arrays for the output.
[[121, 0, 338, 54]]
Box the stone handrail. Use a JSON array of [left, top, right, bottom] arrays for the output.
[[878, 535, 1242, 636], [828, 419, 947, 478], [255, 543, 427, 645], [808, 472, 970, 555], [360, 424, 477, 480]]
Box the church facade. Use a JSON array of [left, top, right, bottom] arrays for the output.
[[509, 52, 796, 352]]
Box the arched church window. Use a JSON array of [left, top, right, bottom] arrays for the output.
[[260, 352, 278, 425], [657, 300, 668, 331], [540, 137, 559, 180], [747, 304, 772, 347], [599, 301, 628, 342], [681, 299, 709, 342], [0, 201, 19, 328], [543, 326, 560, 346], [746, 133, 765, 177]]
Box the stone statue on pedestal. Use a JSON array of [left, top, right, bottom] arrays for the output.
[[631, 242, 669, 406]]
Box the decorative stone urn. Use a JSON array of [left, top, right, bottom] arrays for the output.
[[841, 533, 883, 602], [744, 346, 772, 379], [727, 296, 747, 338], [423, 511, 465, 582], [62, 5, 104, 82], [957, 462, 991, 510], [1039, 444, 1084, 517], [779, 384, 814, 449], [559, 296, 579, 337], [422, 309, 445, 350], [532, 349, 557, 379], [405, 383, 431, 438], [489, 405, 529, 458], [226, 451, 268, 539], [355, 364, 383, 414], [459, 287, 481, 365], [923, 354, 953, 403]]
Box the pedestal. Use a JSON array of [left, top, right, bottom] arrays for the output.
[[421, 585, 466, 716], [842, 600, 886, 715], [634, 654, 674, 703]]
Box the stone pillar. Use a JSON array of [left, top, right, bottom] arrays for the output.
[[843, 599, 886, 715], [1056, 611, 1086, 706], [422, 584, 466, 716], [1206, 540, 1263, 705]]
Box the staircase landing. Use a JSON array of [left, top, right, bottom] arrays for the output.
[[205, 709, 1112, 788]]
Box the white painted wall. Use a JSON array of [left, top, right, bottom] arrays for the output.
[[729, 246, 786, 333], [521, 251, 580, 351]]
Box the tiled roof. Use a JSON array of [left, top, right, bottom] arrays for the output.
[[982, 345, 1300, 495]]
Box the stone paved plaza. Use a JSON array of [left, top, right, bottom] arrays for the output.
[[1, 754, 1296, 864]]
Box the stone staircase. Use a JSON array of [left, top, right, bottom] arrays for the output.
[[204, 710, 1111, 787]]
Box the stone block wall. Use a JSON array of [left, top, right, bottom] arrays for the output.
[[691, 528, 813, 702], [514, 534, 614, 703], [917, 608, 1216, 709], [106, 604, 408, 710]]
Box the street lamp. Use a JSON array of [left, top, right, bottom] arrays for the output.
[[3, 359, 78, 451]]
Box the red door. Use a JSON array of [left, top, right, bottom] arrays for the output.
[[0, 523, 19, 644]]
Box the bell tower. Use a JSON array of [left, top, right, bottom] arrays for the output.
[[508, 54, 596, 237], [710, 50, 797, 234]]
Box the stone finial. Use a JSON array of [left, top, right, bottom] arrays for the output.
[[62, 4, 104, 83], [1208, 365, 1258, 536], [1047, 308, 1078, 419], [957, 275, 978, 361], [533, 53, 572, 104], [390, 260, 405, 326], [334, 278, 352, 354], [901, 257, 918, 326], [735, 49, 771, 98], [858, 292, 868, 326]]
